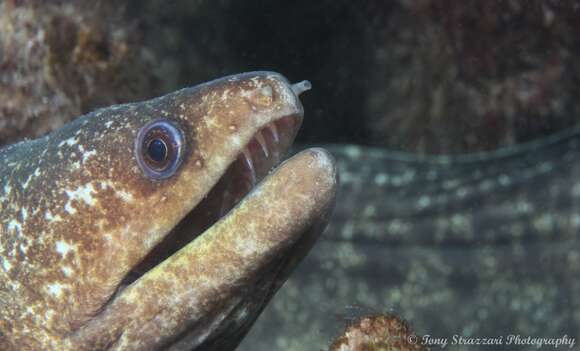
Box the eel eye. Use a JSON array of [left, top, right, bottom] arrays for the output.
[[135, 119, 184, 180]]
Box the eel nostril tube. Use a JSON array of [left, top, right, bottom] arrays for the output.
[[291, 80, 312, 96]]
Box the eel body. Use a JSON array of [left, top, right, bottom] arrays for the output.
[[0, 72, 338, 350], [243, 128, 580, 350]]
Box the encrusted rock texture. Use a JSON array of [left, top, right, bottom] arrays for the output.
[[0, 0, 159, 146], [329, 314, 427, 351], [1, 0, 579, 153], [363, 0, 580, 153]]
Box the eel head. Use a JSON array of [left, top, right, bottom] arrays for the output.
[[0, 72, 337, 350]]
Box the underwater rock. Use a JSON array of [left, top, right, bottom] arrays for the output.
[[329, 314, 426, 351], [364, 1, 580, 153], [0, 0, 158, 146], [3, 0, 579, 154]]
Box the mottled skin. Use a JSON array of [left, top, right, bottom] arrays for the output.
[[0, 72, 337, 350], [244, 127, 580, 350]]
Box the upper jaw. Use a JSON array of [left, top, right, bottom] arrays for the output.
[[116, 73, 308, 286], [124, 111, 304, 284]]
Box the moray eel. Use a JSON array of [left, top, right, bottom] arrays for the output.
[[0, 71, 338, 350]]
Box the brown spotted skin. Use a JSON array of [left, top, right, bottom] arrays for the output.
[[0, 72, 337, 350]]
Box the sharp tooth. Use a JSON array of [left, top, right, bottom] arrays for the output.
[[242, 148, 256, 185], [219, 189, 231, 217], [255, 131, 269, 157], [267, 123, 279, 143]]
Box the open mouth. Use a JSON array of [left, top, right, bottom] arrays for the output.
[[121, 113, 303, 287]]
